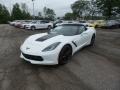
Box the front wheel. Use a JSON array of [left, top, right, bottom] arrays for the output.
[[31, 26, 36, 30], [89, 34, 95, 46], [95, 25, 98, 28], [48, 25, 52, 30], [58, 45, 72, 65], [24, 25, 26, 29]]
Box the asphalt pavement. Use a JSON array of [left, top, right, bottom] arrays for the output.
[[0, 24, 120, 90]]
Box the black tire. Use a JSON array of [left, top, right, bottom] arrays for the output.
[[48, 25, 52, 30], [119, 24, 120, 28], [24, 25, 26, 29], [115, 25, 119, 29], [90, 34, 95, 46], [58, 45, 72, 65], [95, 25, 98, 28], [31, 26, 35, 30]]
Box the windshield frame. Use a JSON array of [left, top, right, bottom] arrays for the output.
[[50, 24, 84, 36]]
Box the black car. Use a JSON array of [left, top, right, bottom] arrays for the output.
[[102, 20, 120, 29]]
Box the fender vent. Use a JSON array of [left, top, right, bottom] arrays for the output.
[[72, 41, 77, 47]]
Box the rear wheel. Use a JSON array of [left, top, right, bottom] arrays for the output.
[[89, 34, 95, 46], [48, 25, 52, 30], [24, 25, 26, 29], [58, 45, 72, 65], [95, 25, 98, 28], [31, 26, 35, 30]]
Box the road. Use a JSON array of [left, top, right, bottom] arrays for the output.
[[0, 24, 120, 90]]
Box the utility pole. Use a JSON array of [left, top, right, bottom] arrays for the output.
[[10, 0, 12, 15], [32, 0, 35, 19], [44, 0, 47, 19]]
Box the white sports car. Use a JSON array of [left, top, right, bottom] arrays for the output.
[[20, 23, 96, 65], [25, 20, 53, 30]]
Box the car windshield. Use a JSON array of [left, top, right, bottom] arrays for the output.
[[79, 21, 86, 23], [29, 21, 37, 24], [50, 25, 80, 36]]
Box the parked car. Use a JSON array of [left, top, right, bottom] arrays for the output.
[[87, 20, 97, 27], [93, 20, 106, 28], [25, 20, 53, 30], [20, 23, 96, 65], [115, 19, 120, 28], [20, 20, 33, 29], [102, 20, 120, 29], [9, 20, 20, 26], [14, 20, 24, 27], [79, 20, 93, 27], [53, 20, 64, 28], [54, 20, 78, 27]]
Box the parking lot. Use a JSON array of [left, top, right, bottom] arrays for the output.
[[0, 24, 120, 90]]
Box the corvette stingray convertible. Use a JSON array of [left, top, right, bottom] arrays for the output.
[[20, 23, 96, 65]]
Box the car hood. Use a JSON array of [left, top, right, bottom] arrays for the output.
[[21, 33, 73, 52]]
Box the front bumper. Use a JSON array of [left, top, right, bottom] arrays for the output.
[[20, 50, 59, 65]]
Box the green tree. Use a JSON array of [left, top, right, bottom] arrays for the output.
[[71, 0, 89, 19], [96, 0, 120, 19], [21, 10, 31, 20], [38, 12, 42, 18], [43, 7, 56, 20], [11, 3, 23, 20], [64, 13, 74, 20], [43, 7, 47, 18], [87, 0, 99, 20], [21, 3, 28, 12], [21, 3, 31, 19], [0, 4, 10, 23]]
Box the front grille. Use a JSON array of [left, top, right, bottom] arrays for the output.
[[22, 53, 43, 61]]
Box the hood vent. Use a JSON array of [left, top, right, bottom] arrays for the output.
[[36, 33, 58, 42]]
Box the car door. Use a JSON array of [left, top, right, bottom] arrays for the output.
[[73, 26, 89, 51], [40, 21, 48, 28], [36, 21, 41, 29]]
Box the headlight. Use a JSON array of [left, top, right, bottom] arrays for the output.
[[42, 42, 61, 52]]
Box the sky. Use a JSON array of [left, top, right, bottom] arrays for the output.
[[0, 0, 77, 17]]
